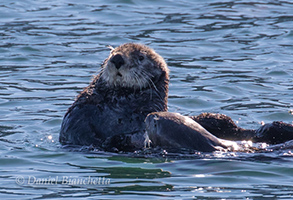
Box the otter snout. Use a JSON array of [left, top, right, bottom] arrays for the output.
[[110, 54, 125, 69]]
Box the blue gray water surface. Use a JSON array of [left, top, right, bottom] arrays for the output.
[[0, 0, 293, 199]]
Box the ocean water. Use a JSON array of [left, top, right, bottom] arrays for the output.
[[0, 0, 293, 199]]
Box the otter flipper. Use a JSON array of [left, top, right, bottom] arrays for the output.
[[254, 121, 293, 144]]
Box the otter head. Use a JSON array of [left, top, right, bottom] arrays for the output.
[[145, 112, 183, 148], [101, 43, 169, 90]]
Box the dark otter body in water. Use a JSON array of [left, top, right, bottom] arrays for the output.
[[191, 113, 293, 145], [145, 112, 293, 152], [60, 43, 169, 151]]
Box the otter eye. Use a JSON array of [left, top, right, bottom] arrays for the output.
[[139, 55, 144, 61], [153, 119, 158, 128]]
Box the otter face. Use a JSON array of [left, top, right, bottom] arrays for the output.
[[101, 43, 168, 89]]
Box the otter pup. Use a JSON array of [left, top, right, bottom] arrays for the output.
[[145, 112, 293, 152], [145, 112, 236, 152], [59, 43, 169, 151]]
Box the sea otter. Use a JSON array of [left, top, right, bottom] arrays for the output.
[[145, 112, 237, 152], [59, 43, 169, 151], [145, 112, 293, 152], [60, 43, 293, 152]]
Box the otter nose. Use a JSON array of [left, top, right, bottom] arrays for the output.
[[110, 54, 125, 69]]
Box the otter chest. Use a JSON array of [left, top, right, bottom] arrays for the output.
[[95, 100, 147, 138]]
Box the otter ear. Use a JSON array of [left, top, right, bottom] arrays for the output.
[[107, 45, 115, 52]]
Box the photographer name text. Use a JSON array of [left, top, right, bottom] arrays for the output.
[[16, 175, 110, 186]]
